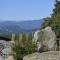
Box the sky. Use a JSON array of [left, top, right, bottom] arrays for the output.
[[0, 0, 55, 21]]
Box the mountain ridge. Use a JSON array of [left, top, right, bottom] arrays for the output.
[[0, 19, 44, 34]]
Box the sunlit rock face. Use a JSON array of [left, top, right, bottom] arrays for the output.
[[23, 51, 60, 60], [33, 26, 57, 52]]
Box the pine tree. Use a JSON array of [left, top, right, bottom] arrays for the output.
[[51, 0, 60, 50], [41, 17, 52, 29], [41, 0, 60, 50]]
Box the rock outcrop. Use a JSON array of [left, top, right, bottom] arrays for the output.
[[23, 51, 60, 60], [33, 26, 57, 52], [0, 40, 14, 60]]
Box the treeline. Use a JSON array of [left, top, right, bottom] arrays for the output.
[[41, 0, 60, 50]]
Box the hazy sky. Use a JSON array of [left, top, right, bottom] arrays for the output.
[[0, 0, 55, 21]]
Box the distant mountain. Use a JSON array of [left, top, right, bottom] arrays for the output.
[[0, 19, 44, 34]]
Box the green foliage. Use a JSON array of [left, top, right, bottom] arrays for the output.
[[41, 0, 60, 50], [41, 17, 52, 29], [12, 33, 36, 60], [50, 1, 60, 50]]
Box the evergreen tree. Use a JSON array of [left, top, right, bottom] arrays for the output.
[[41, 17, 52, 29], [51, 0, 60, 50], [41, 0, 60, 50]]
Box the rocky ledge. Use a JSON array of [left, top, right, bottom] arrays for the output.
[[23, 51, 60, 60]]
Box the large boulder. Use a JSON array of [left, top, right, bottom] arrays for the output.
[[33, 26, 57, 52], [23, 51, 60, 60]]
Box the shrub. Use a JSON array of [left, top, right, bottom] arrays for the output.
[[12, 33, 36, 60]]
